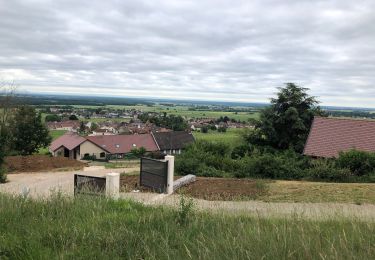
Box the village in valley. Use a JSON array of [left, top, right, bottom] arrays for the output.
[[1, 0, 375, 258]]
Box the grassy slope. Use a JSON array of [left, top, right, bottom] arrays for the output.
[[0, 194, 374, 259], [261, 180, 375, 204], [193, 128, 247, 147]]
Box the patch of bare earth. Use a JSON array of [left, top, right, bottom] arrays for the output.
[[5, 155, 86, 173], [120, 175, 266, 200]]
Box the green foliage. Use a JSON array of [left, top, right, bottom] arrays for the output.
[[130, 147, 147, 157], [200, 126, 208, 133], [0, 129, 6, 183], [176, 195, 195, 225], [305, 159, 352, 181], [250, 83, 325, 152], [337, 150, 375, 176], [139, 113, 188, 131], [217, 126, 227, 132], [176, 140, 375, 182], [69, 114, 79, 120], [10, 106, 52, 155], [44, 114, 61, 122]]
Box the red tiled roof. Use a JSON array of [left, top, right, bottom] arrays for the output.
[[86, 134, 158, 154], [303, 117, 375, 158], [49, 132, 86, 152]]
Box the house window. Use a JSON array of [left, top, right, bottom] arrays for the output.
[[100, 152, 105, 158]]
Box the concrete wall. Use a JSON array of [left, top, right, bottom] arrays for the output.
[[79, 140, 107, 159]]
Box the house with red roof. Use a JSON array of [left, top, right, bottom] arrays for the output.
[[49, 132, 86, 159], [303, 117, 375, 158], [50, 131, 195, 160]]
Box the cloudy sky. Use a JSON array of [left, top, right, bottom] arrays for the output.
[[0, 0, 375, 107]]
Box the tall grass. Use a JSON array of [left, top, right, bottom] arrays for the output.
[[0, 193, 374, 259]]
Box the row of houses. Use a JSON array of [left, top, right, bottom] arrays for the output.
[[49, 131, 195, 160], [47, 120, 171, 135]]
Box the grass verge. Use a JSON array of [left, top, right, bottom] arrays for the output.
[[0, 193, 374, 259]]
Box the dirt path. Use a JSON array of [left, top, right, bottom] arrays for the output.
[[0, 167, 138, 198], [119, 192, 375, 221]]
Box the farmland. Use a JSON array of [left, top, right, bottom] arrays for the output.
[[72, 104, 260, 121]]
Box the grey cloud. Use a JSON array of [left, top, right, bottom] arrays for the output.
[[0, 0, 375, 106]]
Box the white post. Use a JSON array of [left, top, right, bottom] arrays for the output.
[[106, 172, 120, 200], [165, 155, 175, 195]]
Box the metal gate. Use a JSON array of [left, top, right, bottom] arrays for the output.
[[74, 174, 106, 196], [140, 157, 168, 193]]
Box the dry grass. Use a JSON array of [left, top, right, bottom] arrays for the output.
[[260, 180, 375, 204]]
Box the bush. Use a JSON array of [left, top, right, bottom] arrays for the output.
[[197, 165, 226, 177], [305, 159, 352, 181], [336, 150, 375, 176], [0, 166, 6, 183]]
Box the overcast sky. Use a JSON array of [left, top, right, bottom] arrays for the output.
[[0, 0, 375, 107]]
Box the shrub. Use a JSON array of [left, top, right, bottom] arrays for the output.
[[336, 150, 375, 176], [197, 165, 226, 177], [231, 144, 252, 159], [201, 126, 208, 133], [305, 159, 352, 181], [0, 166, 6, 183], [175, 156, 202, 175]]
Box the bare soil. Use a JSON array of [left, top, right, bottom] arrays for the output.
[[120, 175, 266, 200], [5, 155, 86, 173]]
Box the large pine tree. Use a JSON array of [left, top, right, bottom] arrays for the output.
[[249, 83, 325, 152]]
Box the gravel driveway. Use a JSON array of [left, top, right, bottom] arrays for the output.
[[0, 167, 136, 198]]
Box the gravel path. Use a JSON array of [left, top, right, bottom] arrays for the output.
[[119, 192, 375, 221], [0, 167, 137, 198]]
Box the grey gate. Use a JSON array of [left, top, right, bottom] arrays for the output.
[[140, 157, 168, 193], [74, 174, 106, 196]]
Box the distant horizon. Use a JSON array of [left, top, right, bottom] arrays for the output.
[[12, 91, 375, 110]]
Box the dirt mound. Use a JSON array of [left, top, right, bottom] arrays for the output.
[[5, 155, 86, 173], [120, 175, 267, 200]]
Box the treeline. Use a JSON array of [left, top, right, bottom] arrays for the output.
[[326, 110, 375, 119], [0, 94, 153, 106], [138, 113, 188, 131]]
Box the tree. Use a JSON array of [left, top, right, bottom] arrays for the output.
[[0, 82, 17, 182], [10, 106, 52, 155], [249, 83, 325, 152], [90, 122, 99, 131], [45, 114, 61, 122], [131, 147, 146, 157], [69, 114, 78, 120], [201, 126, 209, 133], [79, 121, 86, 134]]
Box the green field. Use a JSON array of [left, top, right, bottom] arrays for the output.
[[193, 128, 247, 147], [37, 130, 67, 155], [72, 104, 260, 121], [0, 194, 374, 259]]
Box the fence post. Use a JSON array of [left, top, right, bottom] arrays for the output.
[[165, 155, 175, 194], [106, 172, 120, 200]]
